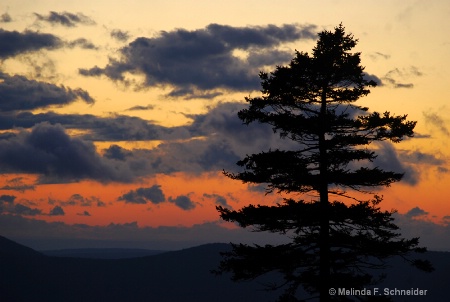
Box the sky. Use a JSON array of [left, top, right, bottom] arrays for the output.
[[1, 0, 450, 251]]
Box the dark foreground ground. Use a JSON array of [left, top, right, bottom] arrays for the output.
[[0, 235, 448, 302]]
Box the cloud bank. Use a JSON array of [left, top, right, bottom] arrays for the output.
[[0, 29, 61, 58], [80, 23, 317, 96], [0, 73, 94, 112], [34, 11, 96, 27]]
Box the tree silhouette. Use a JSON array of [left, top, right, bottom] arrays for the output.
[[215, 24, 432, 302]]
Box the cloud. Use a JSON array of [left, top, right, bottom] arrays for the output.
[[0, 102, 270, 177], [110, 29, 130, 42], [94, 102, 295, 175], [166, 88, 223, 100], [399, 150, 447, 174], [13, 204, 42, 216], [49, 206, 65, 216], [371, 142, 419, 185], [66, 38, 97, 50], [124, 104, 155, 111], [393, 211, 450, 251], [0, 195, 42, 216], [368, 52, 391, 61], [0, 73, 94, 112], [0, 177, 35, 192], [203, 193, 231, 209], [0, 29, 61, 58], [0, 13, 12, 23], [34, 11, 96, 27], [53, 194, 106, 207], [0, 195, 16, 203], [0, 122, 139, 183], [118, 185, 166, 204], [103, 145, 133, 161], [400, 150, 445, 166], [363, 73, 383, 86], [168, 195, 196, 210], [0, 111, 164, 141], [0, 101, 431, 184], [405, 206, 429, 218], [79, 23, 317, 95], [437, 166, 449, 174], [77, 211, 91, 216], [381, 67, 422, 89], [423, 111, 450, 137], [443, 216, 450, 225]]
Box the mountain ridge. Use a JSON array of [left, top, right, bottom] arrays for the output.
[[0, 235, 448, 301]]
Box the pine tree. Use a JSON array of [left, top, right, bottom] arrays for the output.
[[216, 24, 432, 302]]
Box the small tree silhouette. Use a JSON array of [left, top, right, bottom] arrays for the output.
[[215, 24, 432, 302]]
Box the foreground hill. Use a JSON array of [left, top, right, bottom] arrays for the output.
[[0, 235, 448, 301], [0, 236, 282, 302]]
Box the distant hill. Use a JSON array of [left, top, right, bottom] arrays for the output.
[[41, 248, 166, 259], [0, 235, 448, 302]]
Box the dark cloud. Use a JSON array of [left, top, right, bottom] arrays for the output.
[[405, 206, 429, 218], [0, 195, 16, 203], [56, 194, 106, 207], [197, 141, 241, 171], [49, 206, 65, 216], [168, 195, 195, 210], [245, 49, 294, 67], [363, 73, 383, 86], [103, 145, 132, 161], [0, 73, 94, 112], [0, 194, 42, 216], [423, 111, 449, 137], [77, 211, 91, 216], [34, 11, 95, 27], [110, 29, 130, 42], [186, 102, 282, 148], [96, 102, 294, 175], [125, 104, 155, 111], [0, 122, 138, 183], [0, 177, 35, 192], [0, 29, 61, 58], [166, 88, 223, 100], [67, 38, 97, 50], [393, 212, 450, 251], [443, 216, 450, 225], [13, 204, 41, 216], [79, 23, 317, 95], [140, 138, 241, 175], [358, 142, 418, 185], [0, 111, 163, 141], [118, 185, 166, 204], [0, 100, 428, 184], [0, 102, 279, 176], [247, 184, 268, 193], [203, 193, 231, 209], [0, 13, 12, 23]]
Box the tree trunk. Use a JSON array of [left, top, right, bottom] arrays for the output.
[[318, 86, 330, 302]]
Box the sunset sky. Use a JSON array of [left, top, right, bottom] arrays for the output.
[[1, 1, 450, 251]]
